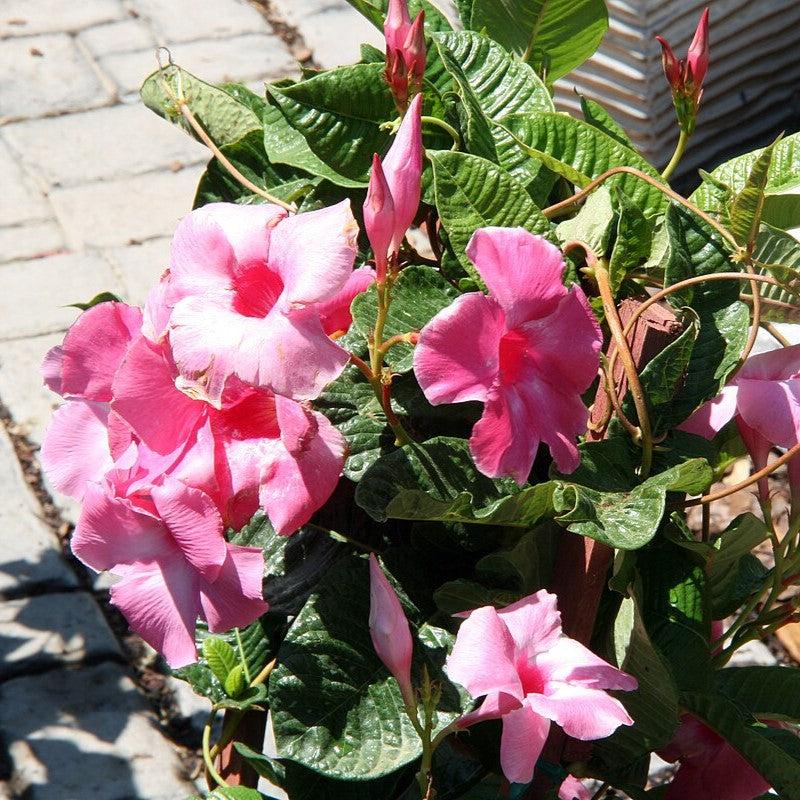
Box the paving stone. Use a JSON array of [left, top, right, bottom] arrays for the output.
[[99, 33, 297, 98], [0, 0, 124, 38], [3, 104, 206, 189], [270, 0, 383, 68], [0, 139, 51, 227], [0, 34, 114, 122], [129, 0, 266, 43], [0, 251, 124, 340], [77, 18, 158, 58], [0, 592, 121, 679], [1, 662, 195, 800], [0, 425, 77, 596], [0, 221, 64, 263], [49, 164, 203, 250], [103, 236, 171, 305], [728, 639, 778, 667]]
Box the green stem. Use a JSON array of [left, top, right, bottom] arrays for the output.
[[203, 710, 228, 789], [661, 129, 690, 181], [421, 115, 461, 150], [233, 627, 251, 685]]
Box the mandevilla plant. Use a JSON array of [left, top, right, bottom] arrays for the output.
[[41, 0, 800, 797]]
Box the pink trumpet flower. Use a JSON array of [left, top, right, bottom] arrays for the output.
[[657, 714, 771, 800], [72, 476, 267, 667], [414, 228, 602, 484], [368, 553, 414, 708], [680, 344, 800, 508], [364, 94, 423, 282], [446, 591, 636, 786], [384, 0, 425, 111], [145, 201, 359, 405]]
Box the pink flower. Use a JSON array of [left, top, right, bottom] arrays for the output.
[[657, 714, 770, 800], [384, 0, 425, 110], [72, 476, 267, 667], [146, 201, 359, 405], [414, 228, 602, 484], [680, 344, 800, 502], [368, 553, 414, 707], [317, 266, 376, 337], [363, 94, 423, 281], [559, 776, 591, 800], [446, 590, 636, 786]]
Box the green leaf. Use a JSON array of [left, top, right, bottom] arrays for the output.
[[475, 526, 558, 594], [268, 64, 395, 183], [206, 788, 265, 800], [715, 665, 800, 721], [728, 135, 780, 248], [751, 222, 800, 323], [232, 742, 286, 784], [140, 65, 260, 147], [608, 187, 652, 293], [461, 0, 608, 81], [351, 266, 459, 372], [202, 637, 238, 686], [502, 113, 667, 217], [595, 596, 680, 766], [343, 0, 452, 32], [682, 691, 800, 799], [433, 579, 517, 615], [580, 95, 633, 149], [429, 149, 555, 283], [269, 555, 466, 779], [67, 291, 123, 310], [223, 663, 247, 698], [555, 185, 615, 255], [432, 31, 553, 180]]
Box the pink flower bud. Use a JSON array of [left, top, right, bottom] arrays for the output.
[[363, 154, 395, 283], [384, 0, 412, 55], [382, 93, 423, 253], [385, 50, 409, 111], [655, 35, 681, 90], [404, 11, 426, 95], [686, 8, 710, 91], [368, 553, 414, 707]]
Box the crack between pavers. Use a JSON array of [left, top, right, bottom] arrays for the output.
[[248, 0, 321, 70]]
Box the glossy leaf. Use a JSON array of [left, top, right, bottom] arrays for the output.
[[581, 95, 633, 149], [343, 0, 453, 32], [728, 136, 780, 248], [715, 666, 800, 722]]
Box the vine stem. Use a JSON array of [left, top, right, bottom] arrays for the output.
[[762, 320, 792, 347], [661, 129, 690, 181], [566, 242, 654, 477], [421, 115, 461, 150], [203, 710, 228, 789]]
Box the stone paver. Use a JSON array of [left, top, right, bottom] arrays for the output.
[[0, 140, 51, 227], [0, 425, 77, 596], [0, 251, 124, 340], [0, 592, 121, 679], [3, 104, 207, 188], [99, 32, 298, 98], [50, 164, 204, 249], [130, 0, 267, 43], [1, 662, 195, 800], [0, 221, 64, 264], [0, 0, 125, 38], [0, 34, 114, 121], [103, 236, 171, 305], [77, 18, 158, 59]]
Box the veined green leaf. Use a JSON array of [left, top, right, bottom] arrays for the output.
[[580, 95, 634, 150], [555, 186, 615, 256], [202, 637, 238, 686], [715, 665, 800, 722], [751, 222, 800, 323], [343, 0, 453, 32]]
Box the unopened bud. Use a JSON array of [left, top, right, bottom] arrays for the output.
[[364, 154, 396, 284]]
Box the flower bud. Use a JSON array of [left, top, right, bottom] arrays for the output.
[[363, 154, 395, 283], [686, 8, 710, 92], [404, 11, 426, 97], [384, 0, 412, 55], [655, 36, 681, 90], [368, 553, 414, 707]]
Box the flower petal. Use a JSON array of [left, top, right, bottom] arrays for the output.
[[466, 228, 567, 328], [737, 343, 800, 381], [536, 637, 638, 691], [497, 590, 562, 657], [527, 684, 633, 740], [316, 266, 376, 337], [736, 377, 800, 449], [678, 385, 739, 439], [269, 200, 358, 306], [41, 400, 113, 501], [457, 691, 522, 728], [446, 606, 523, 702], [151, 478, 227, 582], [415, 293, 505, 405], [499, 703, 550, 785], [110, 554, 200, 668], [42, 345, 64, 395], [198, 544, 268, 633]]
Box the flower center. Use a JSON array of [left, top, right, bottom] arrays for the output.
[[232, 265, 284, 318], [498, 329, 528, 384], [516, 656, 546, 696]]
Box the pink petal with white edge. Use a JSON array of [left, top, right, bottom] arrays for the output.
[[268, 200, 358, 306], [151, 478, 227, 582], [536, 637, 638, 691], [678, 385, 739, 439], [199, 544, 268, 633], [736, 343, 800, 381], [497, 590, 562, 657], [41, 400, 113, 501], [527, 684, 633, 740], [470, 384, 539, 485], [382, 94, 423, 252], [414, 293, 505, 405], [71, 481, 170, 573], [60, 302, 143, 401], [499, 703, 550, 785], [259, 408, 345, 534], [110, 553, 200, 668], [317, 266, 376, 337], [736, 377, 800, 449], [466, 228, 567, 328], [446, 606, 522, 702], [559, 776, 591, 800], [274, 394, 317, 455], [42, 345, 64, 394], [112, 336, 204, 454], [457, 690, 522, 729]]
